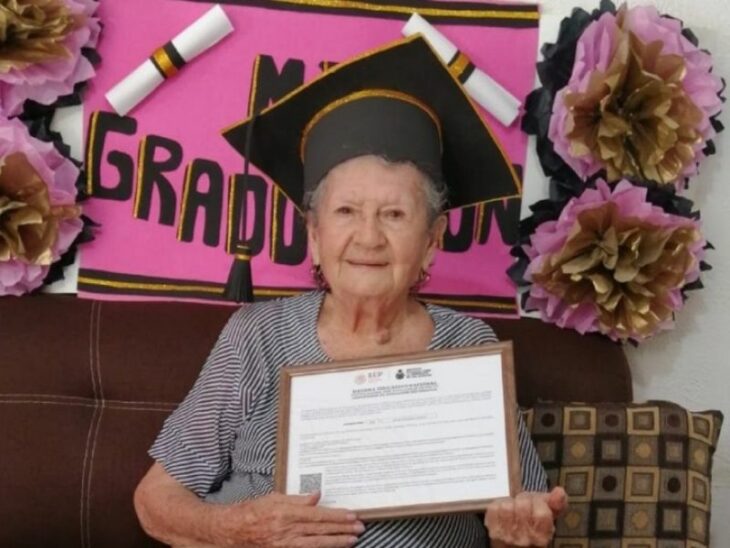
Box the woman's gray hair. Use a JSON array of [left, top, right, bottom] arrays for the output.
[[304, 159, 448, 226]]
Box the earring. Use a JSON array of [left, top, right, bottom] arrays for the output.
[[311, 264, 329, 290], [411, 268, 431, 293]]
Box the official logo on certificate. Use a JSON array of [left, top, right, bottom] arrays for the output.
[[275, 341, 520, 520]]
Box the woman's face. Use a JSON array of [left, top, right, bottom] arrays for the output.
[[308, 155, 446, 301]]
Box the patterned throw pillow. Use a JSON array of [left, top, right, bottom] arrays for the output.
[[523, 402, 723, 548]]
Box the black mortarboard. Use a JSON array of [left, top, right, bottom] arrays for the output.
[[222, 35, 521, 213]]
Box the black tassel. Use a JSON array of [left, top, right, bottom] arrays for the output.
[[224, 108, 260, 304], [223, 243, 254, 303]]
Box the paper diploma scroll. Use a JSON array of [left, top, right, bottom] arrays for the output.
[[402, 13, 522, 126], [106, 5, 234, 116]]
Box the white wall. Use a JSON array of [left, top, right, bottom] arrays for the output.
[[530, 1, 730, 543]]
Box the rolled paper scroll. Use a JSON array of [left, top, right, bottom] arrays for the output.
[[402, 13, 521, 127], [106, 5, 234, 116]]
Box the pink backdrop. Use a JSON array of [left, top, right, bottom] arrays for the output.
[[79, 0, 539, 316]]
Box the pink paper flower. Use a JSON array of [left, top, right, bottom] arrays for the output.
[[0, 116, 82, 295], [524, 180, 705, 342], [0, 0, 101, 117], [548, 4, 723, 189]]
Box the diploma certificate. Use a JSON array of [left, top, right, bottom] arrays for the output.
[[275, 342, 520, 520]]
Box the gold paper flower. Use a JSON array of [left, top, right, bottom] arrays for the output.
[[530, 196, 703, 341], [562, 7, 704, 185], [0, 151, 79, 265], [0, 0, 83, 73]]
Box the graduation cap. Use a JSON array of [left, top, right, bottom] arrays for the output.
[[222, 34, 521, 213]]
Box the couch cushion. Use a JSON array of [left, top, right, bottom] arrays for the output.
[[1, 296, 232, 547], [524, 402, 724, 547]]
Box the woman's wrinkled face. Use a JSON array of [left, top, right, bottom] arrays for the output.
[[308, 155, 446, 300]]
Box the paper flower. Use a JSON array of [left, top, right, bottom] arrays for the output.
[[0, 0, 101, 117], [518, 179, 706, 342], [0, 115, 83, 295], [523, 1, 724, 190]]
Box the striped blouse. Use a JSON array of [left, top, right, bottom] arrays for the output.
[[150, 291, 547, 547]]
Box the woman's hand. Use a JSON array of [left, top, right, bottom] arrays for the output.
[[484, 487, 567, 547], [213, 491, 364, 548]]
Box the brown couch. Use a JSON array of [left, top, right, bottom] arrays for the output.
[[0, 294, 632, 547]]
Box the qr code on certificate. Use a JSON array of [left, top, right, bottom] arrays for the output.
[[299, 473, 322, 494]]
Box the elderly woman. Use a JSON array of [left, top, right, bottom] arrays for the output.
[[134, 36, 566, 548]]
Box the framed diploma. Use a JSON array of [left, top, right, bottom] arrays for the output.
[[275, 341, 520, 520]]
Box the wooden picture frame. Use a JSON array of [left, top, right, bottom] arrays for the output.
[[275, 341, 520, 520]]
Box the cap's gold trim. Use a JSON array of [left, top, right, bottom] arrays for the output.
[[448, 51, 471, 81], [299, 89, 443, 162]]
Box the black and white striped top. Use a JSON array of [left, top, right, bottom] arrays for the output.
[[150, 291, 547, 547]]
